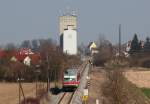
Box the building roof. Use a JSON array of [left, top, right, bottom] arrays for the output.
[[19, 48, 34, 55], [0, 49, 6, 58], [88, 42, 97, 49]]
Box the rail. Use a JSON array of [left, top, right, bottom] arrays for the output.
[[57, 92, 75, 104]]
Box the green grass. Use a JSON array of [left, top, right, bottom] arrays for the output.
[[141, 88, 150, 98]]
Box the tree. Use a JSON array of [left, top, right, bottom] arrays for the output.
[[0, 66, 6, 81], [78, 43, 86, 55], [130, 34, 141, 53], [97, 34, 106, 47], [5, 43, 16, 50], [31, 39, 39, 51], [21, 40, 31, 48], [9, 61, 25, 80], [143, 37, 150, 52], [93, 38, 113, 66]]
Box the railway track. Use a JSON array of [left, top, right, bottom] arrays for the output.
[[50, 61, 89, 104], [57, 62, 87, 104], [57, 92, 75, 104]]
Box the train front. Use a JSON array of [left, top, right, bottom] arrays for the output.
[[63, 69, 80, 90]]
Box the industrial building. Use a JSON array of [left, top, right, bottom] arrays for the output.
[[59, 13, 77, 55], [59, 14, 77, 35]]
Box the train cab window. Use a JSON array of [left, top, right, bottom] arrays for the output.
[[64, 78, 76, 82], [65, 70, 69, 74]]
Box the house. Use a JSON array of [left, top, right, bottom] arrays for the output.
[[0, 49, 6, 58], [88, 42, 97, 51], [23, 56, 31, 66], [10, 56, 18, 62], [88, 42, 99, 55], [29, 53, 41, 65], [10, 48, 41, 66], [19, 48, 34, 55]]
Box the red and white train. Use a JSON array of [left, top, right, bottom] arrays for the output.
[[62, 68, 80, 90]]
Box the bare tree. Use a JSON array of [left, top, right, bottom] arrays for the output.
[[31, 39, 39, 51], [5, 43, 16, 50], [93, 35, 113, 66], [21, 40, 31, 48]]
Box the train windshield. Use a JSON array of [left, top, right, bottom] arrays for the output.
[[64, 78, 76, 82], [64, 69, 78, 82]]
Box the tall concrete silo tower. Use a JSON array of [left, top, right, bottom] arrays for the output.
[[59, 12, 77, 55], [59, 13, 77, 35]]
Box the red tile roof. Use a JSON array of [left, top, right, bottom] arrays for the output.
[[0, 48, 41, 65], [0, 49, 6, 58]]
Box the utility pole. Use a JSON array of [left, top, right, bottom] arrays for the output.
[[119, 24, 121, 57], [18, 78, 25, 104], [18, 74, 21, 104], [46, 53, 50, 92], [35, 65, 40, 97]]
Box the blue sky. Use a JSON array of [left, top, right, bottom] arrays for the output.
[[0, 0, 150, 45]]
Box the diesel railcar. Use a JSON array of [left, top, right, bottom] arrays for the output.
[[62, 68, 80, 90]]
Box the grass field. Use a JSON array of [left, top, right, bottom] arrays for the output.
[[0, 82, 36, 104], [141, 88, 150, 98]]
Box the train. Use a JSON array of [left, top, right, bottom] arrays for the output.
[[62, 68, 80, 90]]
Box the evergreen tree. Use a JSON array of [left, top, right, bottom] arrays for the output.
[[130, 34, 141, 53], [143, 37, 150, 52]]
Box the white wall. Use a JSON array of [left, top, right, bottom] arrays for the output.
[[63, 29, 77, 55]]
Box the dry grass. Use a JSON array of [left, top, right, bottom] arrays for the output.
[[103, 69, 150, 104], [88, 69, 106, 104], [0, 83, 36, 104], [124, 70, 150, 88]]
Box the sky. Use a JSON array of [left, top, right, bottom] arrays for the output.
[[0, 0, 150, 45]]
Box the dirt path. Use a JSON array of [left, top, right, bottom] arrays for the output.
[[88, 67, 106, 104]]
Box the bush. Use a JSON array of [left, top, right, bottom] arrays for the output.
[[129, 53, 150, 68], [141, 88, 150, 98], [93, 46, 113, 66], [0, 66, 6, 81]]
